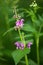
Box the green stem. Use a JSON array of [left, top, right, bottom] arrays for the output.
[[36, 25, 42, 65], [18, 29, 28, 65], [37, 44, 39, 65], [36, 36, 40, 65], [18, 28, 22, 41], [35, 25, 42, 65], [25, 55, 29, 65]]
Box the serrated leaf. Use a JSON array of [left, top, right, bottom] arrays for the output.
[[12, 48, 30, 65], [22, 24, 36, 33]]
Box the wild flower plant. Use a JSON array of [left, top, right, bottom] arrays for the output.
[[3, 0, 43, 65], [13, 12, 33, 65]]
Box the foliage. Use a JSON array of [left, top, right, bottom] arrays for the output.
[[0, 0, 43, 65]]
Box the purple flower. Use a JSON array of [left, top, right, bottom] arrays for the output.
[[15, 42, 20, 49], [15, 19, 24, 28], [27, 42, 32, 49], [20, 43, 24, 50], [15, 42, 25, 50]]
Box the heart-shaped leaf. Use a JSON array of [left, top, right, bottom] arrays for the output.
[[22, 24, 36, 33]]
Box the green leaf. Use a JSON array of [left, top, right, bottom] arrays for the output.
[[9, 18, 15, 23], [23, 9, 37, 22], [14, 34, 33, 40], [25, 39, 33, 44], [29, 59, 38, 65], [20, 59, 38, 65], [3, 27, 14, 36], [22, 24, 36, 33], [38, 15, 43, 24], [34, 19, 41, 27], [0, 57, 6, 61], [20, 61, 25, 64], [12, 48, 30, 65], [39, 33, 43, 37]]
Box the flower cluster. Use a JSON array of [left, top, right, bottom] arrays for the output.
[[14, 19, 24, 29], [14, 17, 33, 50], [30, 0, 37, 7], [15, 42, 25, 50], [15, 42, 32, 50]]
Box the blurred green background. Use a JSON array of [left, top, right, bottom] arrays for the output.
[[0, 0, 43, 65]]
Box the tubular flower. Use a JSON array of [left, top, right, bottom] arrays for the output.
[[20, 43, 25, 49], [15, 42, 32, 50], [15, 19, 24, 29], [15, 42, 20, 49], [27, 42, 32, 49], [15, 42, 25, 50]]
